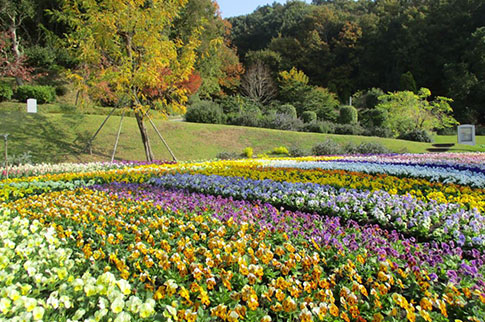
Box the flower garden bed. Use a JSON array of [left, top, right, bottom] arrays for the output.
[[1, 153, 484, 321]]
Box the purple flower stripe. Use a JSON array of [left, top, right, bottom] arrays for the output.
[[92, 183, 485, 292], [148, 173, 485, 249]]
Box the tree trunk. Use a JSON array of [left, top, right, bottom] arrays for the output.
[[135, 111, 154, 161], [9, 23, 23, 86]]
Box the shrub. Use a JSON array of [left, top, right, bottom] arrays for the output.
[[345, 142, 390, 154], [242, 147, 253, 158], [334, 124, 364, 135], [185, 100, 225, 124], [231, 111, 263, 127], [217, 95, 245, 114], [289, 146, 307, 157], [360, 108, 387, 128], [25, 45, 57, 69], [476, 125, 485, 136], [216, 151, 239, 160], [302, 111, 317, 123], [362, 127, 393, 138], [0, 82, 13, 101], [271, 146, 289, 155], [311, 139, 343, 155], [275, 104, 297, 119], [14, 85, 56, 104], [353, 88, 384, 110], [338, 105, 358, 124], [261, 113, 303, 131], [398, 129, 433, 142], [55, 85, 69, 96]]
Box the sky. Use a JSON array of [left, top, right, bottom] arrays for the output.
[[217, 0, 311, 18]]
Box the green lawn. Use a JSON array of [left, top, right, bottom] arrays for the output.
[[0, 108, 483, 163]]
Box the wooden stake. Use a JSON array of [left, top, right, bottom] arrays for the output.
[[111, 110, 125, 163], [145, 113, 177, 161], [2, 134, 8, 180], [86, 107, 117, 154]]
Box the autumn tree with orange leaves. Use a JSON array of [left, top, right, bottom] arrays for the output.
[[56, 0, 202, 161]]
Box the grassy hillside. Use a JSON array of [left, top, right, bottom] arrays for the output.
[[0, 109, 483, 164]]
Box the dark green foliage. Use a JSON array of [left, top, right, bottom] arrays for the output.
[[275, 104, 297, 118], [334, 124, 364, 135], [360, 108, 387, 128], [25, 45, 57, 69], [15, 85, 56, 103], [55, 85, 68, 96], [185, 100, 225, 124], [0, 82, 13, 101], [302, 111, 317, 123], [338, 105, 358, 124], [353, 88, 384, 110], [311, 139, 343, 155], [345, 142, 390, 154], [398, 129, 433, 143], [362, 127, 393, 138], [301, 120, 334, 134], [230, 0, 485, 126], [399, 71, 417, 93]]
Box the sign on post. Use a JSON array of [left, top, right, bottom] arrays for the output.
[[457, 124, 476, 145], [27, 98, 37, 113]]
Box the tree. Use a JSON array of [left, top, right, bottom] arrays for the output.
[[57, 0, 202, 161], [0, 0, 36, 85], [399, 71, 417, 93], [376, 88, 458, 137], [174, 0, 242, 98], [0, 31, 35, 82], [241, 60, 277, 105]]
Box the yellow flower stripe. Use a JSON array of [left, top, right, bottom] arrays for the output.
[[189, 164, 485, 212]]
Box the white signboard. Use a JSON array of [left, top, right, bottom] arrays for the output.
[[457, 124, 475, 145], [27, 99, 37, 113]]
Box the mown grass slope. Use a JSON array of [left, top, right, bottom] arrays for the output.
[[0, 108, 483, 163]]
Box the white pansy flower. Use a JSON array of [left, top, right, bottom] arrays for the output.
[[32, 306, 44, 320], [111, 297, 124, 314]]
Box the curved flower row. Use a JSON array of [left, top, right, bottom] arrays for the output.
[[5, 189, 485, 321], [342, 152, 485, 167], [94, 183, 485, 283], [0, 165, 174, 202], [260, 159, 485, 188], [189, 164, 485, 212], [149, 173, 485, 249], [0, 160, 175, 180]]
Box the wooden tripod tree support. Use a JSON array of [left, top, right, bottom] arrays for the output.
[[111, 110, 125, 163], [1, 134, 8, 180], [86, 107, 117, 154], [145, 112, 177, 162], [86, 105, 177, 162]]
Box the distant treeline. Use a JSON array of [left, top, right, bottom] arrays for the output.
[[228, 0, 485, 124]]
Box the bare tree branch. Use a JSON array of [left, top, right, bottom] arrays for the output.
[[241, 60, 277, 105]]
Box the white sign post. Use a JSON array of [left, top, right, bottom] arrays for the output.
[[27, 98, 37, 113], [457, 124, 476, 145]]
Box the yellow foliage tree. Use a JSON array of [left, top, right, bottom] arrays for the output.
[[57, 0, 202, 161]]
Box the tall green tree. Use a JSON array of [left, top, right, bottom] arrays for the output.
[[376, 88, 458, 137], [57, 0, 201, 161]]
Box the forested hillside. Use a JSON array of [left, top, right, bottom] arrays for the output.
[[1, 0, 483, 131], [229, 0, 485, 124]]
